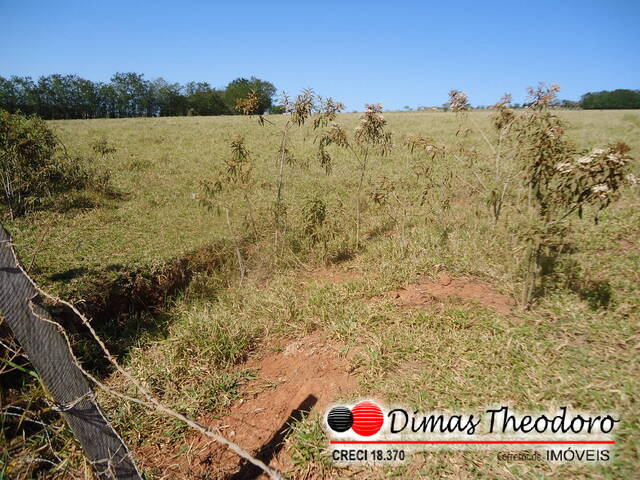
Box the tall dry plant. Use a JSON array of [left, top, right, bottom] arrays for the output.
[[513, 84, 634, 307], [451, 84, 635, 307], [236, 90, 345, 254], [200, 135, 255, 284], [315, 97, 345, 174], [237, 89, 323, 251], [450, 90, 520, 223], [271, 90, 315, 247], [368, 135, 445, 255], [317, 104, 392, 247]]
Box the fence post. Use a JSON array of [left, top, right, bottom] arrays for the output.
[[0, 225, 141, 480]]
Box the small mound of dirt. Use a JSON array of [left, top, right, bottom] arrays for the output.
[[139, 334, 355, 479], [388, 272, 514, 314]]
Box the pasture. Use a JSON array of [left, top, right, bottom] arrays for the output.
[[3, 108, 640, 479]]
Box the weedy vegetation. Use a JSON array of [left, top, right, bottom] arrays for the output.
[[0, 111, 114, 219], [1, 85, 639, 480], [200, 135, 255, 284]]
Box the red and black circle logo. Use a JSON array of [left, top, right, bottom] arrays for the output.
[[327, 401, 384, 436]]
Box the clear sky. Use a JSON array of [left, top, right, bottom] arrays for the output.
[[1, 0, 638, 110]]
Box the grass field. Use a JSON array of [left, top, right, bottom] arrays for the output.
[[3, 110, 640, 479]]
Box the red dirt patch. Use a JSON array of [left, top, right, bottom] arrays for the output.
[[388, 272, 514, 314], [302, 266, 359, 284], [138, 334, 355, 479]]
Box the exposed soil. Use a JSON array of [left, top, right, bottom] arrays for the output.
[[618, 238, 636, 252], [73, 239, 241, 323], [387, 272, 514, 314], [138, 334, 355, 479], [302, 266, 359, 284]]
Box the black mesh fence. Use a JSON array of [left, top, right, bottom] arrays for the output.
[[0, 225, 141, 480]]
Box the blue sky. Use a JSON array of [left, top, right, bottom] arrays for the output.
[[1, 0, 638, 110]]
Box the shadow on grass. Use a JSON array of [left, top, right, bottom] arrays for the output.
[[575, 279, 613, 309], [47, 267, 89, 282]]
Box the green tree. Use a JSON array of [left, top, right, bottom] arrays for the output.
[[581, 89, 640, 109], [110, 72, 152, 117], [152, 78, 187, 116], [224, 77, 276, 114], [185, 82, 229, 115], [0, 72, 277, 119]]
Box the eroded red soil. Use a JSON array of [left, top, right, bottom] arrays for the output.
[[138, 334, 355, 479], [387, 272, 514, 314]]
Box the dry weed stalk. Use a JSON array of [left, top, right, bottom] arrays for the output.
[[317, 104, 392, 247], [450, 83, 635, 307], [315, 98, 346, 174], [233, 89, 270, 126], [270, 90, 312, 249], [367, 135, 445, 255], [236, 89, 345, 254], [451, 90, 520, 223], [240, 89, 316, 250], [200, 135, 256, 284]]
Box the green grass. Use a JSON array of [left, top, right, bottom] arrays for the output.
[[7, 110, 637, 294], [3, 110, 639, 479]]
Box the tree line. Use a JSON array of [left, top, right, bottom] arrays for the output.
[[0, 73, 276, 119], [580, 89, 640, 109]]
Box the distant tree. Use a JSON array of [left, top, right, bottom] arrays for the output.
[[74, 77, 101, 118], [184, 81, 211, 97], [0, 76, 38, 115], [184, 82, 229, 116], [0, 77, 17, 113], [224, 77, 276, 114], [110, 72, 153, 117], [34, 74, 99, 119], [581, 89, 640, 109], [152, 78, 187, 116], [98, 83, 118, 118]]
